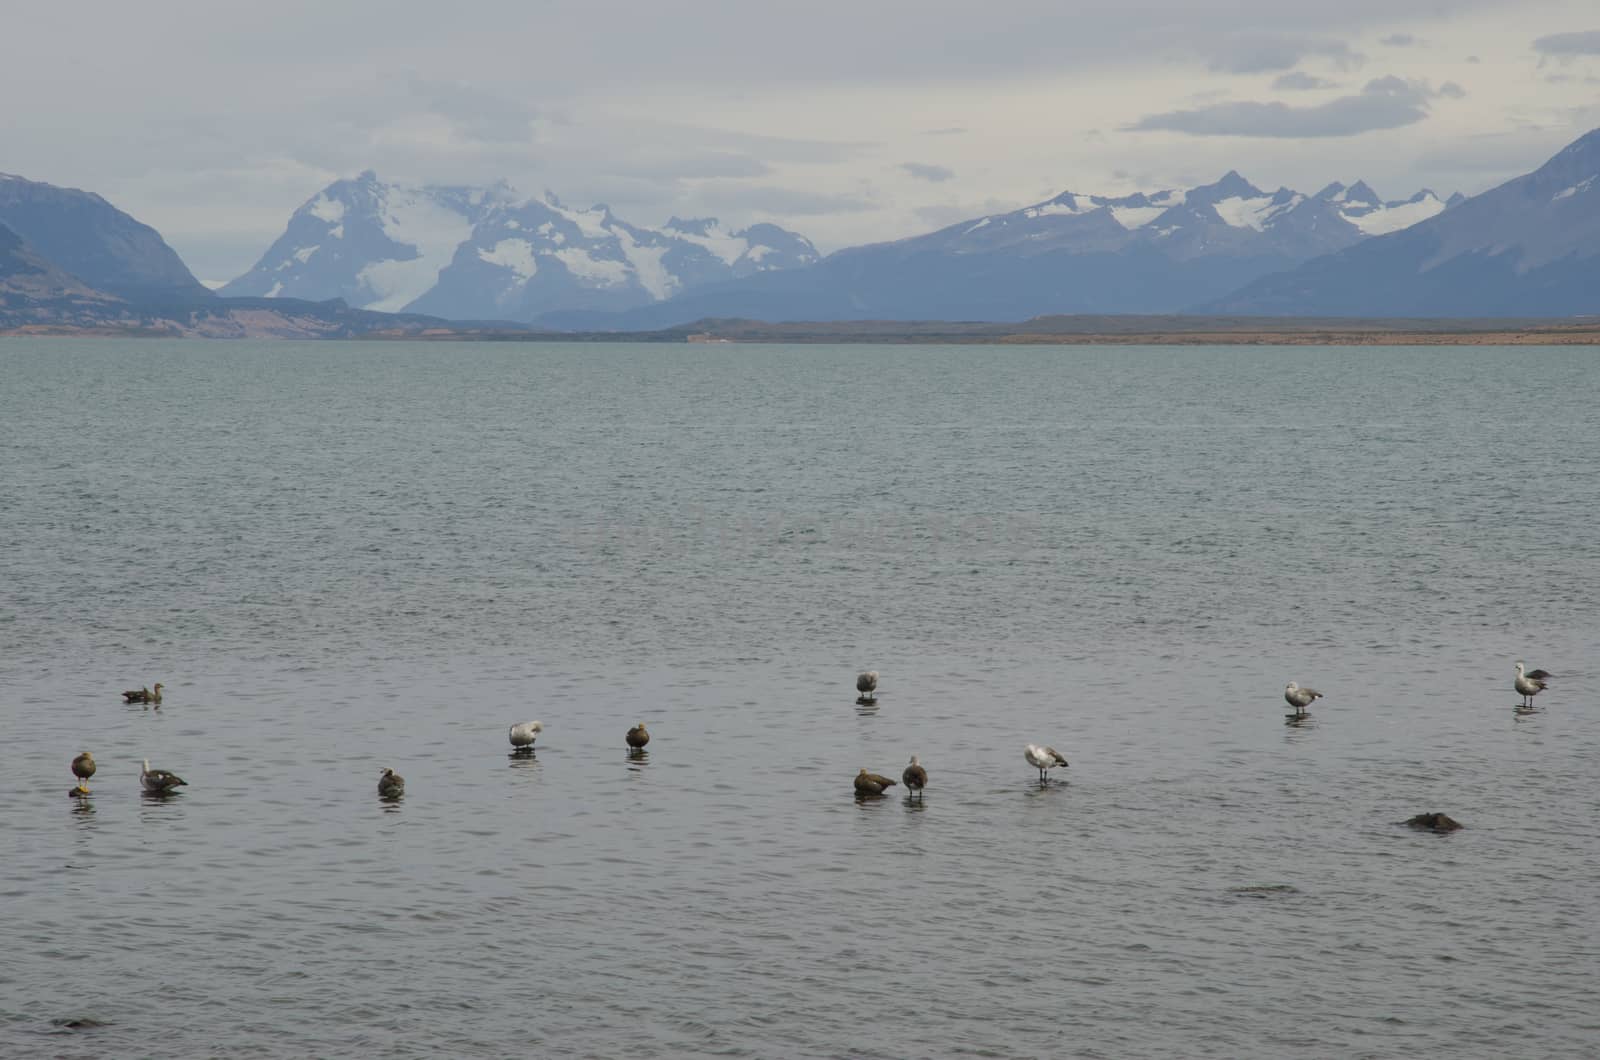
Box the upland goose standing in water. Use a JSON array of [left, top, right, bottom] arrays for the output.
[[1284, 682, 1322, 717], [626, 722, 650, 750], [856, 671, 878, 704], [854, 768, 897, 797], [140, 758, 187, 795], [378, 767, 405, 800], [1023, 744, 1069, 785], [902, 755, 927, 801], [508, 721, 543, 753], [70, 751, 96, 794], [1514, 662, 1552, 708]]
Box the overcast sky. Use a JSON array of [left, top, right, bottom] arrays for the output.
[[6, 0, 1600, 281]]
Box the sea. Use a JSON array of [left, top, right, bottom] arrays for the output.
[[1, 338, 1596, 1058]]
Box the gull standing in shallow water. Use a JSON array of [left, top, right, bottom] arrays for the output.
[[856, 671, 878, 703], [1024, 744, 1069, 785], [140, 758, 187, 795], [1284, 682, 1322, 717], [508, 721, 543, 753], [1514, 662, 1552, 708], [902, 755, 927, 801]]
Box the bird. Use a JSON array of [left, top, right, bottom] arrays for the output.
[[121, 682, 164, 705], [854, 768, 897, 797], [626, 722, 650, 750], [1024, 744, 1069, 785], [856, 671, 879, 703], [1514, 662, 1552, 708], [1284, 682, 1322, 717], [70, 751, 96, 794], [378, 767, 405, 799], [902, 755, 927, 801], [140, 758, 187, 795], [508, 721, 543, 753]]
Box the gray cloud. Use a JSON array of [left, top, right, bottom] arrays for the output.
[[1273, 71, 1339, 90], [1381, 33, 1422, 46], [923, 127, 967, 136], [900, 162, 955, 182], [1128, 76, 1457, 138], [699, 184, 878, 216], [1202, 34, 1365, 74], [1533, 30, 1600, 57], [405, 77, 538, 143]]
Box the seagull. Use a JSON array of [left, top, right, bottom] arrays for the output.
[[378, 767, 405, 799], [1284, 682, 1322, 717], [140, 758, 187, 795], [854, 768, 897, 797], [508, 721, 543, 753], [70, 751, 96, 794], [902, 755, 927, 801], [1514, 662, 1552, 708], [856, 671, 878, 703], [1024, 744, 1069, 785], [625, 722, 650, 750]]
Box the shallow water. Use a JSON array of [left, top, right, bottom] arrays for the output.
[[2, 339, 1597, 1058]]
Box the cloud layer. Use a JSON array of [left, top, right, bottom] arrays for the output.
[[1129, 77, 1465, 138]]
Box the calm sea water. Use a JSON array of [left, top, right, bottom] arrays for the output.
[[2, 339, 1597, 1058]]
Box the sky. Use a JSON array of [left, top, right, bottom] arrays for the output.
[[5, 0, 1600, 283]]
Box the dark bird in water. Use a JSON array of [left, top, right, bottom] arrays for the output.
[[626, 722, 650, 750], [140, 758, 187, 795], [123, 682, 164, 705], [1283, 682, 1322, 717], [854, 768, 897, 797], [902, 755, 927, 801], [378, 767, 405, 800], [1023, 744, 1069, 785], [70, 751, 96, 794], [856, 671, 879, 703], [1514, 662, 1552, 708]]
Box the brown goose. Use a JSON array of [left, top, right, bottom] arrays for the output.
[[854, 768, 897, 797], [378, 767, 405, 799], [902, 755, 927, 801], [122, 682, 164, 705], [625, 722, 650, 750], [71, 751, 96, 794]]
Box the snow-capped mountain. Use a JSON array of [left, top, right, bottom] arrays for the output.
[[538, 172, 1453, 330], [1204, 126, 1600, 316], [223, 172, 819, 321]]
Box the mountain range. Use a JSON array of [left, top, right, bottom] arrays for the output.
[[219, 171, 820, 322], [3, 127, 1598, 335]]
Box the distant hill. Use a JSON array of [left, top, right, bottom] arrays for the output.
[[0, 173, 210, 301], [221, 171, 820, 322], [535, 172, 1452, 330], [1203, 127, 1600, 315]]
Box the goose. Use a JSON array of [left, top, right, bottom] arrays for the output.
[[902, 755, 927, 801], [508, 721, 543, 752], [378, 767, 405, 799], [1023, 744, 1069, 785], [854, 768, 897, 797], [856, 671, 878, 703], [625, 722, 650, 750], [1514, 662, 1552, 708], [1284, 682, 1322, 717], [70, 751, 96, 794], [140, 758, 187, 795], [122, 682, 163, 705]]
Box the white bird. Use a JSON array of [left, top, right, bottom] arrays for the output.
[[508, 721, 544, 752], [140, 758, 187, 795], [1514, 662, 1552, 708], [1024, 744, 1069, 785], [1284, 682, 1322, 716], [856, 671, 879, 703]]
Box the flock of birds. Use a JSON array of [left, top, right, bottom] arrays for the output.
[[68, 662, 1559, 801]]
